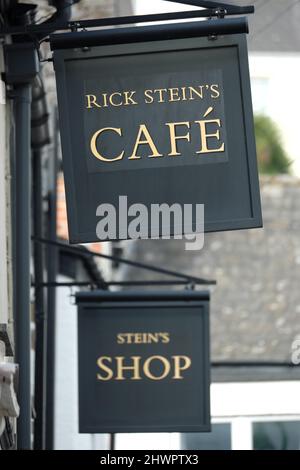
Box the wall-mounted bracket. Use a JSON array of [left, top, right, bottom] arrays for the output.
[[0, 1, 254, 40]]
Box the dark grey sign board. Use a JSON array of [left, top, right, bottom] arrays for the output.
[[76, 290, 210, 434], [53, 31, 262, 243]]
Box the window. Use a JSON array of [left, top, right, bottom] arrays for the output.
[[181, 423, 231, 450], [253, 421, 300, 450]]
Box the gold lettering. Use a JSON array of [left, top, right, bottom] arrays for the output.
[[124, 91, 138, 106], [96, 357, 113, 381], [143, 355, 170, 381], [96, 353, 191, 381], [195, 119, 225, 154], [144, 89, 154, 104], [154, 88, 168, 103], [169, 88, 180, 102], [125, 333, 134, 344], [115, 356, 142, 380], [86, 94, 101, 109], [90, 127, 124, 162], [117, 334, 126, 344], [142, 333, 148, 343], [148, 333, 159, 344], [129, 124, 163, 160], [166, 121, 191, 156], [210, 84, 220, 99], [116, 332, 170, 344], [181, 87, 188, 101], [172, 355, 192, 379], [161, 333, 170, 344], [188, 86, 204, 100], [102, 93, 109, 107], [109, 92, 123, 107], [135, 333, 143, 344]]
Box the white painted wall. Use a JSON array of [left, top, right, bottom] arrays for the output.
[[0, 47, 10, 328], [54, 276, 109, 450], [116, 433, 181, 451], [211, 381, 300, 417], [249, 53, 300, 176]]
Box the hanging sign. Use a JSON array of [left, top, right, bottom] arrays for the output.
[[76, 290, 210, 433], [52, 23, 262, 243]]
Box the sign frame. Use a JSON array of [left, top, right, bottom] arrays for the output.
[[54, 32, 262, 243], [76, 290, 211, 434]]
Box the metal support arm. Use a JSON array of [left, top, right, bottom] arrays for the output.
[[32, 236, 216, 286], [1, 2, 254, 39]]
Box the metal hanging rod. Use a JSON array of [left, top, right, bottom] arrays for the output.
[[49, 17, 249, 50], [32, 236, 216, 285], [32, 279, 214, 288], [0, 3, 254, 38]]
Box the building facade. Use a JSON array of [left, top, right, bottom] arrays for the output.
[[1, 0, 300, 452], [0, 31, 18, 450]]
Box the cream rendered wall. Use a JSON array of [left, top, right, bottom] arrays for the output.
[[54, 277, 110, 450]]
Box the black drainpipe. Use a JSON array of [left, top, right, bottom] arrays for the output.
[[6, 2, 39, 450], [14, 80, 33, 450]]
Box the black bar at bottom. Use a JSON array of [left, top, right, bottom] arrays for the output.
[[0, 450, 298, 464]]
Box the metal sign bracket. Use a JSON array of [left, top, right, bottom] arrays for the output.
[[0, 1, 254, 40]]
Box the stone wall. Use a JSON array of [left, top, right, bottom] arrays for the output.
[[125, 175, 300, 362]]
